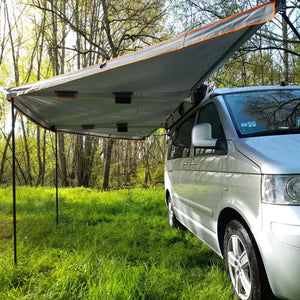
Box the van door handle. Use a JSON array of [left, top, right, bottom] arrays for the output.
[[183, 162, 189, 166], [190, 161, 196, 166]]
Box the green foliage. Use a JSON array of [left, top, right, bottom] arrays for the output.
[[0, 187, 235, 299], [212, 51, 283, 88]]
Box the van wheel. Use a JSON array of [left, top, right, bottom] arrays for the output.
[[168, 199, 181, 229], [224, 220, 263, 300]]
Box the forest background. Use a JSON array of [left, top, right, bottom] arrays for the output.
[[0, 0, 299, 190]]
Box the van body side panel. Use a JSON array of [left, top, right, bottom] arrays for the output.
[[216, 141, 263, 234], [180, 155, 227, 232], [166, 158, 190, 213], [172, 163, 225, 252], [219, 173, 262, 233], [165, 140, 262, 252]]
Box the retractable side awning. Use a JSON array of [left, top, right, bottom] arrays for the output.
[[6, 1, 280, 140]]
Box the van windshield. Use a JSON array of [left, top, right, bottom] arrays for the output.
[[224, 90, 300, 137]]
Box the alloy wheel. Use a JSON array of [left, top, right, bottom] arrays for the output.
[[227, 234, 252, 300]]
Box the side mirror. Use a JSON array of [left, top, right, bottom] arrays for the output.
[[192, 123, 218, 148]]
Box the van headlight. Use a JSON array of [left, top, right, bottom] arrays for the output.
[[262, 175, 300, 204]]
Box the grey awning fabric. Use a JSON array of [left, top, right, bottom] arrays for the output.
[[6, 1, 277, 140]]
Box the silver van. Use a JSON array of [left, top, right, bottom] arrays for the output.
[[165, 86, 300, 300]]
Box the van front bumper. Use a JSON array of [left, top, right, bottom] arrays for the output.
[[255, 204, 300, 300]]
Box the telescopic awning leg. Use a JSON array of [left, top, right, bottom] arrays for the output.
[[11, 99, 17, 266], [55, 131, 59, 225]]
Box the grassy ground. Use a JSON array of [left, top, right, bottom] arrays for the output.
[[0, 187, 235, 299]]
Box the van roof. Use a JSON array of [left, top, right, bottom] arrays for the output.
[[211, 85, 300, 97]]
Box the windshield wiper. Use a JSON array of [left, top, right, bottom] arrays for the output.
[[242, 128, 300, 138]]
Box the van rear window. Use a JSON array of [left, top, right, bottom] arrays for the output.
[[224, 90, 300, 137]]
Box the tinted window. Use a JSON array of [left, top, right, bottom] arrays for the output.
[[197, 102, 225, 139], [195, 102, 225, 155], [169, 114, 196, 159]]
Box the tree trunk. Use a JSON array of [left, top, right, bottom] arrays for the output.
[[131, 141, 138, 181], [143, 142, 151, 187], [124, 140, 131, 186], [41, 129, 46, 186], [59, 134, 69, 187], [36, 126, 43, 186], [0, 127, 27, 185], [241, 52, 247, 86], [77, 135, 84, 186], [282, 7, 289, 83], [20, 117, 32, 186], [102, 139, 114, 190], [5, 0, 20, 85], [259, 30, 265, 85], [0, 129, 13, 184], [50, 0, 59, 76], [82, 137, 96, 187]]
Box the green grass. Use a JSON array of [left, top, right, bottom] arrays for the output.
[[0, 187, 235, 299]]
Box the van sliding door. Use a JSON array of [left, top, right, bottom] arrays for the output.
[[180, 102, 227, 250]]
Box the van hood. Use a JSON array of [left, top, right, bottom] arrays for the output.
[[234, 134, 300, 174]]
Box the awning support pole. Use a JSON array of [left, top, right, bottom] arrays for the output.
[[11, 99, 17, 266], [55, 131, 59, 225]]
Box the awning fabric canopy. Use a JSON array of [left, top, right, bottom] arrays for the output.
[[6, 1, 277, 140]]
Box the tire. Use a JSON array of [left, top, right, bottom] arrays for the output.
[[223, 220, 271, 300], [167, 199, 182, 229]]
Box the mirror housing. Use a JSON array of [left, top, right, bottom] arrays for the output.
[[192, 123, 218, 148]]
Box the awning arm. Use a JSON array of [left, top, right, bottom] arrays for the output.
[[280, 10, 300, 41], [190, 0, 286, 97]]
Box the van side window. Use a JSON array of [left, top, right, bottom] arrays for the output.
[[169, 114, 196, 159], [195, 102, 225, 155]]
